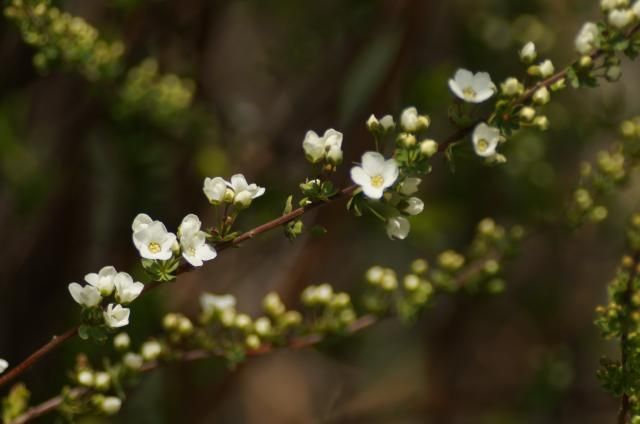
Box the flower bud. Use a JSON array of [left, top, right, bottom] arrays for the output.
[[234, 314, 252, 331], [100, 396, 122, 415], [403, 274, 421, 291], [223, 188, 235, 203], [315, 284, 334, 303], [520, 106, 536, 122], [379, 115, 395, 131], [366, 114, 380, 132], [534, 116, 550, 131], [254, 317, 272, 336], [365, 266, 385, 285], [403, 197, 424, 216], [331, 293, 351, 308], [113, 333, 130, 351], [606, 65, 622, 82], [539, 60, 555, 78], [94, 372, 111, 391], [177, 317, 194, 335], [163, 313, 179, 330], [519, 42, 537, 63], [77, 370, 95, 387], [283, 310, 302, 326], [245, 334, 261, 350], [141, 341, 162, 361], [381, 270, 398, 291], [123, 353, 143, 370], [411, 259, 428, 274], [397, 133, 417, 148], [419, 139, 438, 157], [579, 55, 593, 68], [263, 292, 286, 316], [532, 86, 550, 105], [500, 77, 523, 96]]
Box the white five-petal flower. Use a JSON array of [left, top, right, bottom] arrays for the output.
[[178, 214, 217, 267], [386, 216, 410, 240], [226, 174, 265, 208], [350, 152, 399, 199], [132, 220, 177, 261], [302, 129, 344, 164], [114, 272, 144, 304], [68, 283, 102, 307], [103, 304, 130, 328], [448, 69, 496, 103], [84, 266, 117, 296], [575, 22, 600, 55], [0, 359, 8, 374], [203, 177, 228, 204], [472, 123, 501, 158]]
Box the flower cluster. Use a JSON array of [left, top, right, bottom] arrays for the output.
[[302, 128, 344, 168], [204, 173, 265, 209], [68, 266, 143, 333], [568, 115, 640, 226], [4, 0, 124, 80]]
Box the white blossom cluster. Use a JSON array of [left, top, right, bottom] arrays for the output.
[[68, 266, 143, 328], [203, 174, 265, 208], [302, 129, 343, 165], [601, 0, 640, 29]]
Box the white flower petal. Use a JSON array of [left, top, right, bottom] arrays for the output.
[[361, 151, 386, 175], [350, 166, 369, 187]]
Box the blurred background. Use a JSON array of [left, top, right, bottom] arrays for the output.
[[1, 0, 640, 422]]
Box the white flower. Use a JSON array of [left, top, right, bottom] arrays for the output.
[[103, 304, 130, 328], [350, 152, 399, 199], [226, 174, 265, 208], [472, 123, 501, 158], [302, 129, 344, 164], [68, 283, 102, 307], [575, 22, 600, 55], [539, 60, 555, 78], [609, 8, 634, 28], [302, 130, 325, 163], [200, 293, 236, 315], [180, 232, 217, 267], [203, 177, 227, 204], [386, 216, 410, 240], [84, 266, 117, 296], [114, 272, 144, 304], [403, 197, 424, 215], [448, 69, 496, 103], [178, 215, 217, 267], [0, 359, 8, 374], [101, 397, 122, 415], [519, 42, 537, 63], [398, 177, 421, 195], [132, 220, 177, 261]]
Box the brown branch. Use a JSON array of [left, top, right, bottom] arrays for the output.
[[8, 314, 378, 424]]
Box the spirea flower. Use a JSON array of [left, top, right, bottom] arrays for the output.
[[538, 60, 555, 78], [113, 272, 144, 304], [178, 214, 217, 267], [132, 219, 177, 261], [302, 129, 344, 164], [103, 303, 130, 328], [472, 123, 501, 158], [0, 359, 8, 374], [84, 266, 117, 296], [448, 69, 496, 103], [203, 177, 227, 204], [226, 174, 265, 208], [131, 213, 153, 234], [68, 283, 102, 307], [386, 216, 410, 240], [575, 22, 600, 55], [350, 151, 399, 199]]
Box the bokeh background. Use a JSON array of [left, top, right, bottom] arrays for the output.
[[1, 0, 640, 422]]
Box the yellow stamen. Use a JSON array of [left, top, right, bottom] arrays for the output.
[[370, 175, 384, 188], [463, 86, 476, 99], [148, 242, 161, 253], [477, 139, 488, 152]]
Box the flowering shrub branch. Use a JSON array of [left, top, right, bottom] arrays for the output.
[[4, 0, 640, 422]]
